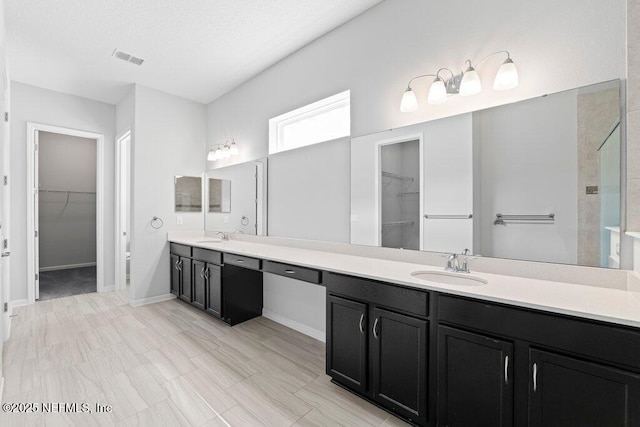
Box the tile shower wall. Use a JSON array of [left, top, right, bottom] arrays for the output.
[[628, 1, 640, 233]]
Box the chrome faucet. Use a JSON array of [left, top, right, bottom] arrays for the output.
[[445, 254, 459, 272], [212, 231, 230, 241], [444, 249, 476, 273]]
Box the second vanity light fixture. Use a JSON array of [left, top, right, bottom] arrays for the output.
[[400, 51, 519, 112], [207, 139, 240, 161]]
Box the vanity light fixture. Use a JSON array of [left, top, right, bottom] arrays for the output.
[[400, 51, 519, 112], [207, 140, 240, 161]]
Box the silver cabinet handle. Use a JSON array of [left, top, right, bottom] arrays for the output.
[[533, 363, 538, 392], [359, 313, 365, 334], [178, 260, 183, 271], [373, 318, 380, 339], [285, 269, 295, 274], [204, 268, 210, 279], [504, 355, 509, 384], [175, 260, 180, 270], [236, 259, 244, 263], [199, 267, 205, 279]]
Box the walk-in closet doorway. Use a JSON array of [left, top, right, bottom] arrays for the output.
[[27, 123, 105, 303]]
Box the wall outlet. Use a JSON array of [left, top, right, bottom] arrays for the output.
[[224, 216, 230, 224], [176, 216, 183, 225]]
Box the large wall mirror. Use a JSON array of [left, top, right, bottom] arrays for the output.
[[205, 158, 268, 235], [351, 79, 622, 268]]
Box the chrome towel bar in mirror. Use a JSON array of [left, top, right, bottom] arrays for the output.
[[494, 213, 555, 226]]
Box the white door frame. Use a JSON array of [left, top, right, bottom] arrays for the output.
[[114, 129, 130, 292], [26, 122, 105, 304], [375, 133, 424, 250]]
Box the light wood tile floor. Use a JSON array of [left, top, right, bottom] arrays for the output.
[[1, 289, 409, 426]]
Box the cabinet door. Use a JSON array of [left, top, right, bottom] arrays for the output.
[[205, 264, 222, 318], [170, 254, 180, 295], [371, 307, 428, 426], [192, 260, 206, 310], [438, 325, 513, 427], [326, 294, 368, 394], [529, 349, 640, 427], [178, 257, 192, 303]]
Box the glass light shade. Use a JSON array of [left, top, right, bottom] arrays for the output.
[[427, 78, 447, 105], [207, 149, 217, 161], [459, 67, 482, 96], [493, 58, 519, 90], [400, 88, 418, 112], [214, 146, 222, 159], [229, 141, 239, 156], [223, 145, 231, 158]]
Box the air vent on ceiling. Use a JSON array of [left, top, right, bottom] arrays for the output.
[[112, 49, 144, 66]]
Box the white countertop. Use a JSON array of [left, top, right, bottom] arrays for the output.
[[169, 234, 640, 329]]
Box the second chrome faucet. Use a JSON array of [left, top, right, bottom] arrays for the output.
[[445, 249, 475, 273]]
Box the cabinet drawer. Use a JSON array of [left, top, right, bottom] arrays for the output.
[[193, 247, 222, 265], [223, 253, 261, 271], [170, 243, 191, 258], [327, 273, 429, 318], [263, 260, 322, 284], [439, 295, 640, 372]]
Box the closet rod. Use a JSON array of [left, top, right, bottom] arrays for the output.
[[39, 189, 96, 195]]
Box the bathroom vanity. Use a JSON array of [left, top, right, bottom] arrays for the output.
[[168, 235, 640, 427]]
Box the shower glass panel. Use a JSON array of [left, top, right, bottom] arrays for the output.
[[599, 123, 620, 267], [380, 140, 420, 250]]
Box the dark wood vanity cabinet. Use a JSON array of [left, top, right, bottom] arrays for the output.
[[169, 244, 261, 326], [437, 325, 513, 427], [221, 263, 263, 325], [327, 294, 368, 394], [326, 273, 429, 426], [169, 247, 192, 303], [439, 295, 640, 427], [528, 349, 640, 427]]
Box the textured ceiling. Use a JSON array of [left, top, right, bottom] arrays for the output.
[[6, 0, 382, 104]]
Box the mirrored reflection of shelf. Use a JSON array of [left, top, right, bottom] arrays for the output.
[[397, 191, 420, 197], [382, 221, 415, 227], [381, 171, 415, 182]]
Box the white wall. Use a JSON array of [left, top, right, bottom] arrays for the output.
[[206, 0, 625, 163], [130, 85, 206, 304], [268, 137, 351, 242], [9, 82, 115, 301], [204, 0, 624, 337], [38, 132, 97, 269], [474, 90, 578, 264], [422, 114, 474, 253]]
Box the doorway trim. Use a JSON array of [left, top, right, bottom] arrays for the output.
[[115, 129, 131, 292], [374, 133, 424, 250], [26, 122, 105, 304]]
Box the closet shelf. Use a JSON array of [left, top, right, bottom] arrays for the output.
[[382, 221, 415, 227], [39, 189, 96, 195], [381, 171, 415, 182]]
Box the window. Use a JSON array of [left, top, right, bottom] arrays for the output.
[[269, 90, 350, 154]]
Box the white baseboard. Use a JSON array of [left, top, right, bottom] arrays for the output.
[[10, 299, 29, 309], [39, 262, 97, 272], [99, 285, 115, 293], [262, 309, 326, 342], [130, 293, 176, 307]]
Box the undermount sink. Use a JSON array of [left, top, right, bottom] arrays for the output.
[[197, 239, 224, 243], [410, 271, 488, 286]]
